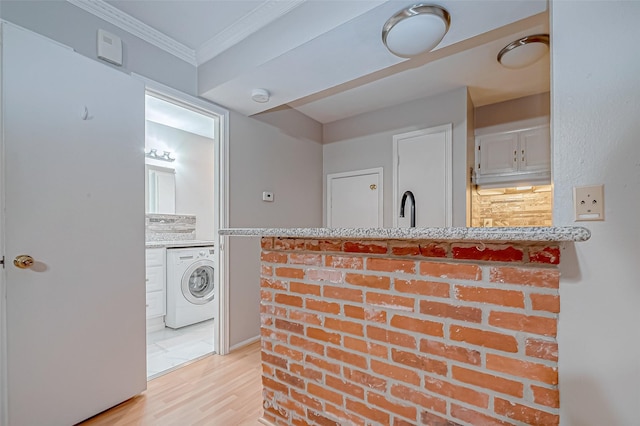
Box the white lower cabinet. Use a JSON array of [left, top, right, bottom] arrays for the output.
[[145, 248, 166, 320]]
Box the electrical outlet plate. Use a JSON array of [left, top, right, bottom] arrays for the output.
[[574, 185, 604, 221]]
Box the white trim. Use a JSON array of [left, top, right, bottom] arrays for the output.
[[196, 0, 306, 64], [326, 167, 384, 228], [392, 124, 453, 228], [133, 75, 231, 356], [0, 22, 7, 426], [67, 0, 307, 66], [145, 316, 165, 334], [67, 0, 197, 65], [228, 335, 261, 353]]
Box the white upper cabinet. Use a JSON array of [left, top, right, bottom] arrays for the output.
[[474, 118, 550, 186], [518, 126, 551, 172], [477, 131, 520, 175]]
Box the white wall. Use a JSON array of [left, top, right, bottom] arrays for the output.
[[227, 109, 323, 347], [475, 92, 550, 130], [1, 2, 325, 353], [323, 87, 471, 227], [0, 1, 196, 95], [552, 2, 640, 425], [146, 121, 216, 240]]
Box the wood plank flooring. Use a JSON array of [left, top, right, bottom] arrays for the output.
[[80, 342, 263, 426]]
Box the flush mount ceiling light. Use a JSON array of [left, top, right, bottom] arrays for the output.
[[382, 4, 451, 58], [251, 88, 270, 103], [497, 34, 549, 69]]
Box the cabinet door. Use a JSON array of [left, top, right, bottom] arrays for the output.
[[519, 126, 551, 172], [146, 291, 165, 319], [146, 265, 165, 293], [477, 132, 519, 175]]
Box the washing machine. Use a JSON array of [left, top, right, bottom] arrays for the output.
[[165, 246, 216, 329]]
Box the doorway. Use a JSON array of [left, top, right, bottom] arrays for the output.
[[142, 88, 229, 378], [392, 124, 453, 227]]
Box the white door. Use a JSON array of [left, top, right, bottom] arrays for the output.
[[393, 124, 452, 227], [327, 168, 383, 228], [3, 25, 146, 425]]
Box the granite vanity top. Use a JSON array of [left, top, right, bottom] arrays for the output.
[[145, 239, 216, 249], [219, 226, 590, 242]]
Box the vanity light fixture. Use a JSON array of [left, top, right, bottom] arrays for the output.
[[382, 4, 451, 58], [497, 34, 549, 69], [145, 148, 175, 162]]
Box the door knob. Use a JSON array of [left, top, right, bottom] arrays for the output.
[[14, 255, 35, 269]]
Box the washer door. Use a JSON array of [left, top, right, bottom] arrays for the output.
[[181, 260, 215, 305]]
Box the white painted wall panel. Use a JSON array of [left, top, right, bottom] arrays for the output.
[[552, 2, 640, 424], [227, 110, 322, 347]]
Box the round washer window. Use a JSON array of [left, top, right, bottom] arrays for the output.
[[181, 260, 215, 305]]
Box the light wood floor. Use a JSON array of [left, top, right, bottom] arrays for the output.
[[80, 342, 263, 426]]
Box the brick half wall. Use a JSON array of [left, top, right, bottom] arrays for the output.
[[259, 238, 560, 426]]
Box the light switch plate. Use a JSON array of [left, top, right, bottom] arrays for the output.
[[574, 185, 604, 221]]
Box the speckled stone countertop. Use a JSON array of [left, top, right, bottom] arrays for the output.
[[145, 240, 216, 249], [219, 227, 590, 242]]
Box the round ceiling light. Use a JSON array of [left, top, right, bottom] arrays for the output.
[[382, 4, 451, 58], [497, 34, 549, 69], [251, 88, 270, 103]]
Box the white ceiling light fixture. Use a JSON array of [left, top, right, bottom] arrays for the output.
[[251, 88, 270, 103], [497, 34, 549, 69], [382, 4, 451, 58]]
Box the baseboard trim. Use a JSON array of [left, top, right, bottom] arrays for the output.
[[146, 316, 165, 334], [258, 417, 276, 426], [229, 335, 260, 352]]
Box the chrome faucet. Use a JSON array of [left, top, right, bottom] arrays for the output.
[[400, 190, 416, 227]]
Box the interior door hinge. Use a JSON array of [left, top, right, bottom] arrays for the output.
[[0, 256, 4, 269]]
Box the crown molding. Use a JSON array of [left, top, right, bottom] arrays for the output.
[[196, 0, 306, 65], [67, 0, 197, 65]]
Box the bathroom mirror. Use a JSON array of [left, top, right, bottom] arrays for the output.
[[146, 165, 176, 214]]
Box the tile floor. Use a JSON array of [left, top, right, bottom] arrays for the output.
[[146, 319, 215, 379]]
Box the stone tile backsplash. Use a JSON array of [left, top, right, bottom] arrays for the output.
[[471, 186, 553, 227], [145, 213, 196, 241]]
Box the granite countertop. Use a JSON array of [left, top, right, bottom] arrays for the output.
[[219, 227, 590, 242], [145, 240, 216, 249]]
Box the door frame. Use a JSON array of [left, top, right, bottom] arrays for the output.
[[326, 167, 384, 228], [0, 21, 7, 426], [392, 123, 453, 228], [134, 76, 231, 355]]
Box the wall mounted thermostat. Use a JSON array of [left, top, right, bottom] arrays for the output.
[[97, 29, 123, 66], [262, 191, 274, 202]]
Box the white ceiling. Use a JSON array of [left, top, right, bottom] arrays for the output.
[[96, 0, 550, 124]]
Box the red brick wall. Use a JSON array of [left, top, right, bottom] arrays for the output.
[[259, 237, 560, 425]]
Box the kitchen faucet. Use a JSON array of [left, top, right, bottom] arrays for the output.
[[399, 190, 416, 227]]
